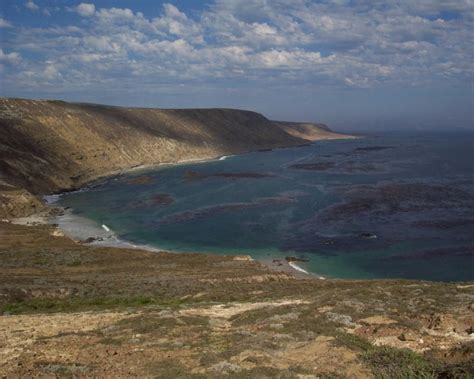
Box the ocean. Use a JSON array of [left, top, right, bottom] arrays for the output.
[[55, 131, 474, 281]]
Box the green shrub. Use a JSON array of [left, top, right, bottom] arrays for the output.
[[362, 346, 438, 379]]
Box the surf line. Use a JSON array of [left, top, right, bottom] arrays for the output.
[[288, 261, 309, 274], [288, 261, 326, 279]]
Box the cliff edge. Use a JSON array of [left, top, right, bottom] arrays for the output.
[[0, 98, 350, 217]]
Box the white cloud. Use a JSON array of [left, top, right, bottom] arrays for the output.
[[0, 18, 12, 28], [96, 7, 135, 21], [2, 0, 473, 93], [43, 64, 61, 80], [76, 3, 96, 17], [0, 49, 20, 63], [25, 0, 39, 11]]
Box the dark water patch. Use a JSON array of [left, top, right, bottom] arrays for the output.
[[126, 175, 154, 185], [150, 194, 175, 205], [289, 161, 380, 173], [319, 182, 474, 221], [183, 170, 275, 181], [413, 219, 474, 229], [280, 230, 389, 256], [280, 180, 474, 256], [385, 245, 474, 261], [354, 145, 395, 152], [128, 193, 174, 209], [158, 196, 297, 225], [340, 162, 380, 173], [289, 162, 335, 171]]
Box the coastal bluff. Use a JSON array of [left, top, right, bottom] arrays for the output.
[[0, 99, 472, 377], [0, 98, 348, 217]]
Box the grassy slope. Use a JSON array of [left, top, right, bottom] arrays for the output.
[[0, 223, 473, 378]]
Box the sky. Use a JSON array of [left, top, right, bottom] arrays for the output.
[[0, 0, 473, 130]]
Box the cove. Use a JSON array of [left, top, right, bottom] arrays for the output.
[[55, 131, 474, 281]]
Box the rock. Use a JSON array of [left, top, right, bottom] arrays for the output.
[[272, 333, 295, 342], [325, 312, 354, 327], [268, 312, 300, 323], [208, 361, 242, 375], [341, 300, 365, 312], [269, 323, 284, 330], [296, 330, 316, 340], [360, 316, 397, 325], [285, 256, 309, 263], [50, 229, 64, 237], [82, 237, 98, 244], [233, 255, 253, 261], [359, 232, 378, 239], [398, 332, 417, 341], [157, 310, 175, 318]]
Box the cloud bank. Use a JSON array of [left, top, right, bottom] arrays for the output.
[[0, 1, 472, 127]]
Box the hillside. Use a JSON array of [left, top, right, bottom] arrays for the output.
[[0, 99, 472, 377], [1, 222, 473, 378], [0, 98, 350, 218], [273, 121, 354, 141]]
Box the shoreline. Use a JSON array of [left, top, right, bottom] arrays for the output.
[[46, 206, 319, 278], [47, 206, 163, 252], [38, 137, 356, 279], [48, 135, 357, 197]]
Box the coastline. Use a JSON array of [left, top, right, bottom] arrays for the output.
[[47, 206, 161, 253], [37, 139, 356, 278], [50, 135, 357, 197], [46, 206, 319, 278], [261, 257, 324, 279], [36, 137, 357, 279]]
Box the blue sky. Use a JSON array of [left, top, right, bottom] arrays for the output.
[[0, 0, 472, 130]]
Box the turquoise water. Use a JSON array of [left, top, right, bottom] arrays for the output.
[[58, 131, 474, 281]]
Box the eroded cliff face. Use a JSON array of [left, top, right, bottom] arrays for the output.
[[0, 187, 45, 219], [0, 98, 349, 217]]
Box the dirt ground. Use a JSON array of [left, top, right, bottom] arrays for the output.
[[1, 222, 473, 378]]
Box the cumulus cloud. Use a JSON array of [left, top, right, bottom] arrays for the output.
[[76, 3, 96, 17], [0, 18, 12, 28], [2, 1, 473, 94], [25, 0, 39, 11], [0, 49, 20, 63], [43, 64, 61, 80]]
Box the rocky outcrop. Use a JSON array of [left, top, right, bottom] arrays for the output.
[[0, 187, 45, 219]]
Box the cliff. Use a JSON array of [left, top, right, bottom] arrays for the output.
[[0, 98, 349, 218], [0, 99, 350, 194]]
